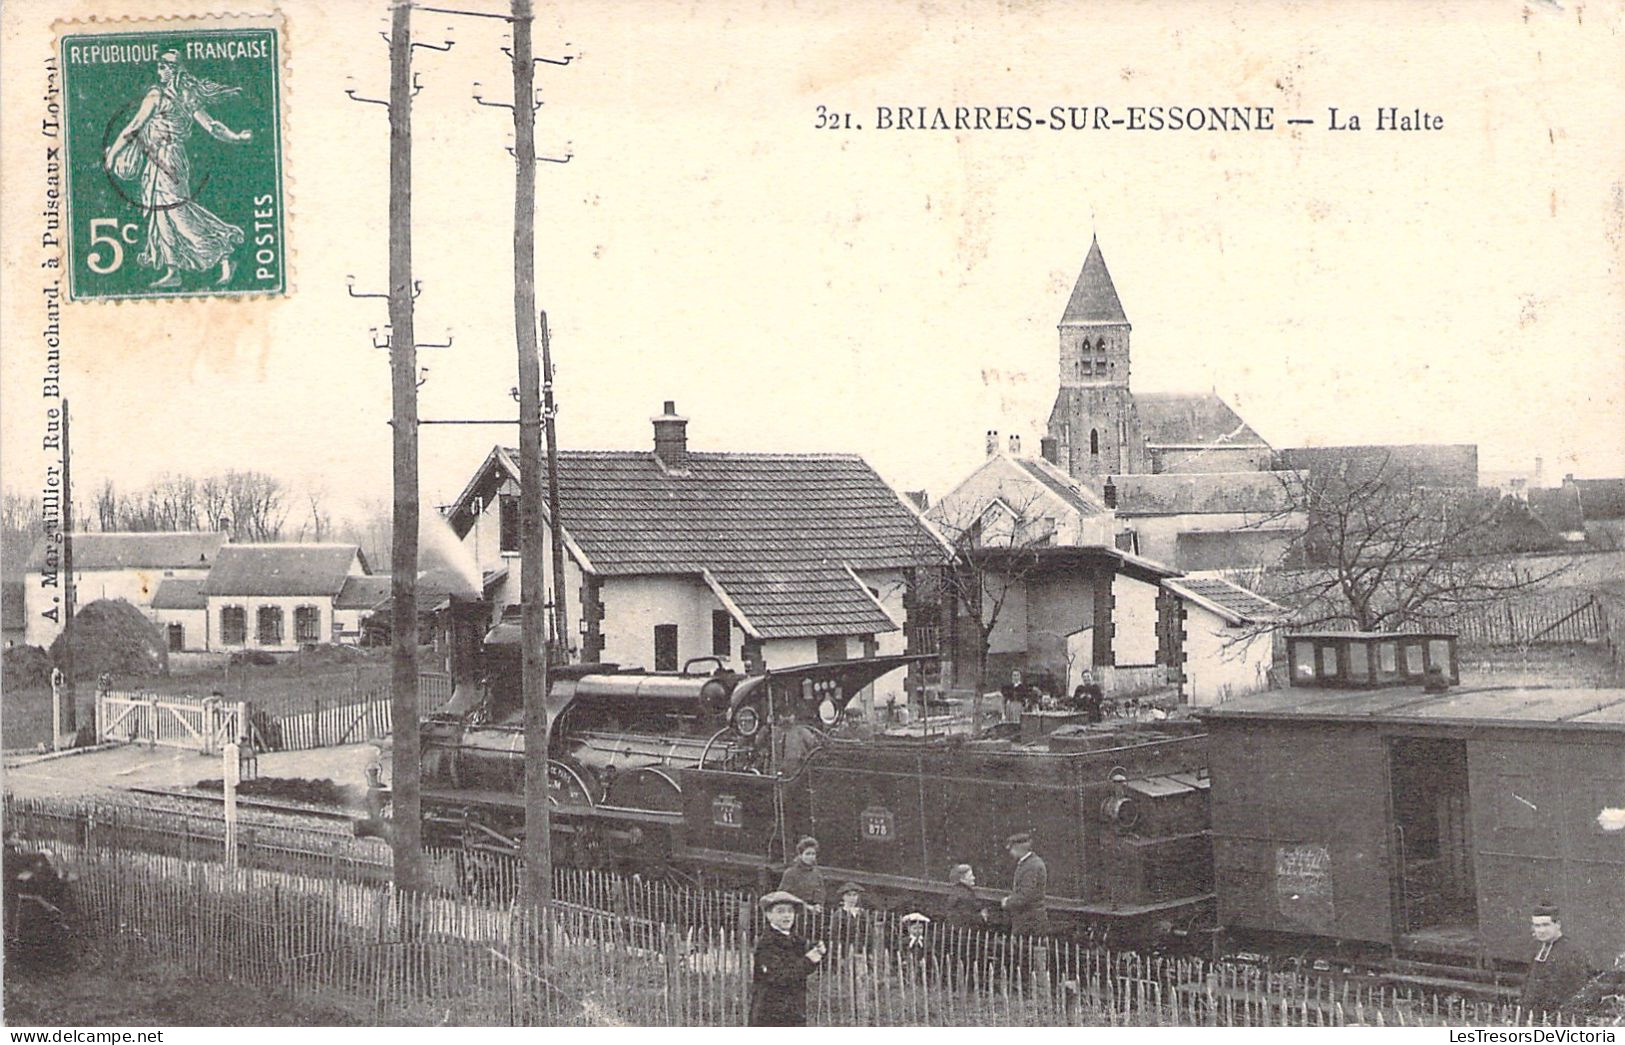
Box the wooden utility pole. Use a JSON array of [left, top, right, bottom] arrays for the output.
[[540, 312, 569, 661], [59, 398, 76, 740], [387, 0, 425, 893], [512, 0, 551, 909]]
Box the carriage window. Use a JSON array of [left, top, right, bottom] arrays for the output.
[[1291, 641, 1315, 682], [1378, 642, 1398, 674], [1319, 645, 1338, 677], [1347, 641, 1370, 680], [1404, 644, 1424, 675], [1427, 639, 1451, 676]]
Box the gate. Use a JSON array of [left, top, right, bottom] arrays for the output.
[[97, 691, 251, 756]]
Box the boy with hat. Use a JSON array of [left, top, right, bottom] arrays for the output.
[[1520, 901, 1594, 1018], [829, 881, 871, 954], [750, 891, 826, 1026], [778, 835, 827, 912], [1000, 832, 1049, 936]]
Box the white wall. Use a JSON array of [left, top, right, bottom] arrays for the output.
[[1112, 573, 1160, 668], [1129, 513, 1305, 567], [151, 607, 208, 652], [204, 596, 333, 653], [461, 490, 588, 658], [24, 566, 210, 647], [931, 456, 1112, 548], [598, 575, 726, 671], [1182, 606, 1274, 706], [983, 574, 1028, 656]]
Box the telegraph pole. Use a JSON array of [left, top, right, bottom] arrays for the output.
[[511, 0, 552, 910], [387, 0, 425, 893], [59, 398, 76, 742], [539, 312, 569, 661]]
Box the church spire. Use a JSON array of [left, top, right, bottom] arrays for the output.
[[1060, 235, 1128, 326]]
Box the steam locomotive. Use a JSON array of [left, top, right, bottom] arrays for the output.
[[418, 622, 1215, 941]]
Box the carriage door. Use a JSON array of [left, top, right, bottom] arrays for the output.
[[1387, 737, 1479, 940]]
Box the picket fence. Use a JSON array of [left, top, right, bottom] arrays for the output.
[[7, 796, 1614, 1028]]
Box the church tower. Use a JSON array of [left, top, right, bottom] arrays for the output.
[[1046, 236, 1146, 483]]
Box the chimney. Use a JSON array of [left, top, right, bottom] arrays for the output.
[[985, 430, 999, 457], [1008, 434, 1022, 456], [1534, 456, 1544, 487], [217, 514, 234, 542], [1102, 477, 1118, 509], [1039, 436, 1059, 465], [652, 400, 689, 471]]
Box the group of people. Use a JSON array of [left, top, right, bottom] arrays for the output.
[[749, 830, 1049, 1026]]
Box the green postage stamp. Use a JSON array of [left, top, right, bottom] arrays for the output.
[[58, 16, 286, 301]]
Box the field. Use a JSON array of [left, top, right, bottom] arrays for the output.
[[1, 648, 391, 750]]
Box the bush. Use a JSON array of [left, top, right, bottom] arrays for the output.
[[2, 644, 54, 688], [48, 600, 166, 681], [229, 649, 277, 667]]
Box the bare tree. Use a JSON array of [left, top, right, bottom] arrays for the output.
[[295, 486, 333, 543], [223, 470, 287, 541], [929, 489, 1058, 692], [1250, 454, 1570, 631], [2, 489, 42, 575], [93, 480, 118, 532]]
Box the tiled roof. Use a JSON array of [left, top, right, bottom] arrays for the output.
[[1135, 393, 1270, 448], [1165, 575, 1283, 625], [1114, 472, 1296, 517], [25, 531, 223, 572], [203, 544, 361, 598], [1013, 458, 1108, 516], [1278, 444, 1479, 489], [335, 575, 393, 610], [450, 448, 947, 640], [150, 578, 207, 610], [1060, 237, 1128, 325]]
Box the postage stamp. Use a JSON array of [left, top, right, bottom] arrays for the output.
[[58, 16, 286, 302]]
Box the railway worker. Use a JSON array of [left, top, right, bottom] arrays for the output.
[[749, 891, 826, 1026], [779, 835, 827, 914], [775, 711, 822, 777], [1520, 902, 1594, 1020], [946, 863, 989, 929], [1000, 832, 1049, 936]]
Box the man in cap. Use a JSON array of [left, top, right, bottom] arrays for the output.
[[750, 891, 826, 1026], [1520, 902, 1594, 1019], [778, 835, 827, 912], [1000, 832, 1049, 936], [829, 881, 870, 954]]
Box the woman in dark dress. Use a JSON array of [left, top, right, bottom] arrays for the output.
[[750, 891, 826, 1026], [945, 864, 988, 930]]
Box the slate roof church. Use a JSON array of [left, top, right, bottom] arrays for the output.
[[1044, 235, 1276, 484]]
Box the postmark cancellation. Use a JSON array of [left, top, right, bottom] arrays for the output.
[[57, 13, 287, 302]]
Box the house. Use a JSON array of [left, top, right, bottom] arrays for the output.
[[150, 578, 208, 652], [1160, 574, 1283, 705], [199, 544, 370, 652], [929, 434, 1114, 549], [1110, 471, 1305, 570], [334, 575, 393, 643], [22, 531, 224, 648], [444, 402, 953, 708]]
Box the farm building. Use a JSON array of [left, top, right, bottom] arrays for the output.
[[200, 544, 370, 653], [1159, 575, 1282, 705], [22, 531, 223, 648]]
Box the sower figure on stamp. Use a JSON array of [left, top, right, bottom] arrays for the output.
[[1520, 901, 1594, 1020], [749, 891, 826, 1026], [104, 50, 251, 288]]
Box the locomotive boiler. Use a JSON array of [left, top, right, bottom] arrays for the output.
[[418, 622, 1215, 940]]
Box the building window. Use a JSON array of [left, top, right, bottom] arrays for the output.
[[1090, 429, 1100, 455], [295, 605, 321, 643], [499, 494, 520, 553], [167, 623, 185, 652], [258, 606, 284, 645], [712, 610, 731, 657], [220, 606, 246, 646], [654, 624, 678, 672]]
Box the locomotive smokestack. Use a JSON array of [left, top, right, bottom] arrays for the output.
[[653, 400, 689, 472]]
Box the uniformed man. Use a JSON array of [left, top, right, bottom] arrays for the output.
[[1000, 832, 1049, 936], [1520, 902, 1594, 1019], [778, 835, 827, 912], [749, 891, 826, 1026]]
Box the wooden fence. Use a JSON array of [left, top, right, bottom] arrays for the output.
[[1437, 591, 1609, 648], [261, 693, 393, 752], [7, 796, 1614, 1027]]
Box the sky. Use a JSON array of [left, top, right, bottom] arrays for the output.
[[3, 0, 1622, 532]]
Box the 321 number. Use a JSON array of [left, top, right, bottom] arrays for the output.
[[86, 218, 139, 274]]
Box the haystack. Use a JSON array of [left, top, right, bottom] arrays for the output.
[[49, 598, 167, 680]]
